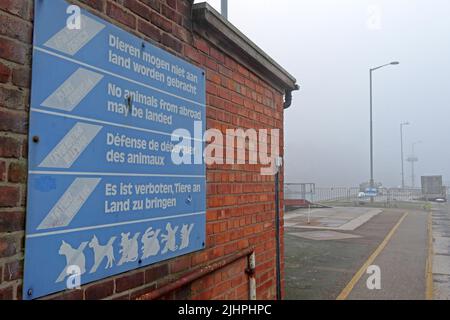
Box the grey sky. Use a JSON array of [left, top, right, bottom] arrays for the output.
[[196, 0, 450, 187]]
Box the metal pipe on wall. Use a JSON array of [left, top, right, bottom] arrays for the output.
[[275, 170, 281, 299], [137, 247, 255, 300]]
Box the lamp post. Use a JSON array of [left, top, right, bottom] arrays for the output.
[[409, 141, 422, 188], [400, 121, 410, 189], [369, 61, 400, 198]]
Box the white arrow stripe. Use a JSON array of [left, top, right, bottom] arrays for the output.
[[41, 68, 103, 111], [44, 14, 105, 56], [39, 122, 102, 169], [38, 178, 101, 230], [30, 211, 205, 238], [29, 171, 206, 178], [34, 47, 206, 108]]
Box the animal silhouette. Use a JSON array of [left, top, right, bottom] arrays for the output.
[[88, 235, 116, 273], [141, 227, 161, 259], [179, 224, 194, 250], [56, 240, 88, 283], [118, 232, 140, 266], [161, 223, 178, 254]]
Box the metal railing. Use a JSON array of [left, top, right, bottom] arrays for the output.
[[284, 184, 424, 206]]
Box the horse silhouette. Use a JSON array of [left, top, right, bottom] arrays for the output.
[[56, 240, 88, 283], [88, 235, 116, 273]]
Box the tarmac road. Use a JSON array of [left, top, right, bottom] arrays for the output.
[[285, 207, 432, 300]]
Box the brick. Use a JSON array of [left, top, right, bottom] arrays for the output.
[[0, 186, 19, 207], [106, 2, 136, 30], [0, 61, 11, 83], [210, 47, 225, 64], [124, 0, 152, 20], [173, 25, 189, 43], [129, 283, 157, 300], [49, 290, 84, 300], [15, 284, 22, 300], [85, 280, 114, 300], [0, 109, 28, 134], [0, 136, 21, 158], [0, 0, 31, 20], [0, 37, 28, 64], [0, 86, 25, 110], [12, 66, 30, 88], [0, 286, 13, 299], [79, 0, 106, 12], [145, 263, 169, 283], [0, 12, 33, 43], [151, 12, 172, 33], [21, 137, 27, 158], [0, 160, 5, 181], [184, 45, 201, 64], [141, 0, 161, 12], [3, 260, 23, 281], [0, 235, 18, 258], [161, 4, 176, 21], [166, 0, 177, 10], [161, 33, 182, 53], [8, 161, 27, 183], [169, 255, 191, 273], [177, 0, 190, 17], [115, 272, 144, 293], [138, 19, 161, 43], [0, 211, 24, 233], [173, 285, 191, 300], [194, 38, 209, 55]]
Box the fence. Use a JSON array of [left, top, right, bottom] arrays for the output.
[[284, 184, 424, 206]]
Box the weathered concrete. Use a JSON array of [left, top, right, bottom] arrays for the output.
[[346, 211, 428, 300], [285, 207, 381, 231], [288, 231, 361, 241], [284, 210, 404, 299], [432, 203, 450, 299]]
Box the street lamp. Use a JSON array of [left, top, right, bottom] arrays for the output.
[[408, 141, 422, 188], [369, 61, 400, 196], [400, 121, 410, 189]]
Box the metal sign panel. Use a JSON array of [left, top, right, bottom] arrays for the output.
[[24, 0, 206, 299], [364, 188, 378, 197]]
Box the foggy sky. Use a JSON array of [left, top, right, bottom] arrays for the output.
[[196, 0, 450, 187]]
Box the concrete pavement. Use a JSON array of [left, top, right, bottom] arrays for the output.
[[431, 203, 450, 299], [285, 206, 432, 300]]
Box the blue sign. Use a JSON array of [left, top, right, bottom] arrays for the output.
[[364, 188, 378, 197], [24, 0, 206, 299]]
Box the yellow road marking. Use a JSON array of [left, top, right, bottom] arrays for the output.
[[425, 211, 434, 300], [336, 211, 409, 300]]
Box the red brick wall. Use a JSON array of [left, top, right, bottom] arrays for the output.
[[0, 0, 285, 300]]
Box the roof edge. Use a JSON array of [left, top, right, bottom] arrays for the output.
[[192, 2, 298, 92]]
